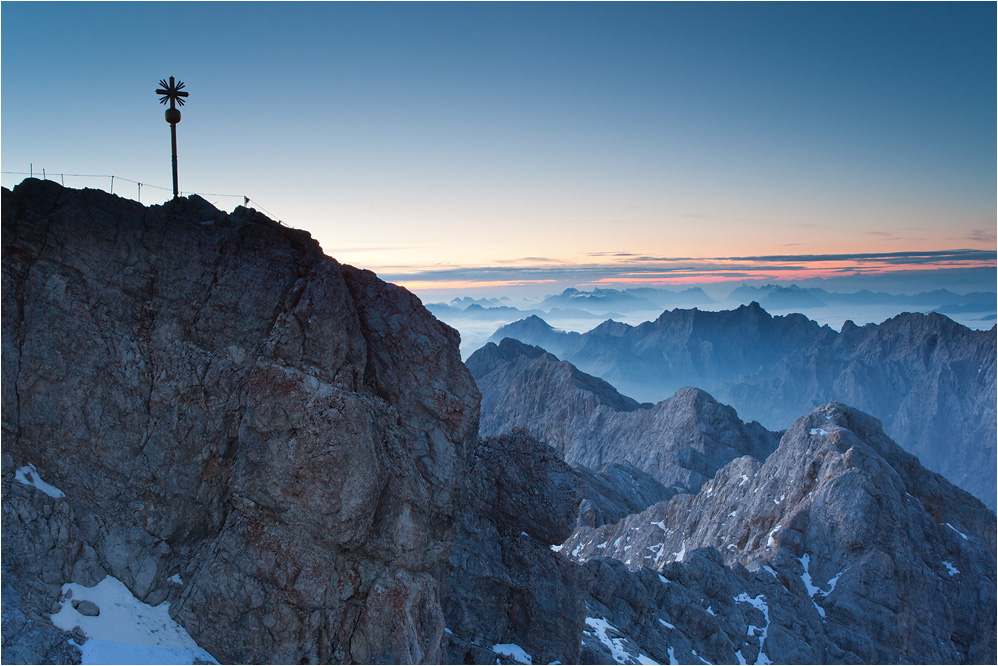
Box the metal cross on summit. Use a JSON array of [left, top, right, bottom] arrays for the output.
[[155, 76, 189, 199]]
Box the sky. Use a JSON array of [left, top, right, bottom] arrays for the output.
[[2, 2, 995, 299]]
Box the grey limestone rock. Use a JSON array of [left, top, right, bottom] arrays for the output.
[[442, 432, 586, 665], [561, 403, 997, 664], [575, 462, 674, 528], [468, 337, 779, 497], [1, 179, 480, 664], [1, 566, 81, 665], [489, 304, 997, 509]]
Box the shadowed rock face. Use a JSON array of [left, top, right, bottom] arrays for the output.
[[442, 432, 586, 665], [468, 337, 779, 498], [489, 305, 997, 509], [1, 179, 480, 664], [562, 403, 997, 665]]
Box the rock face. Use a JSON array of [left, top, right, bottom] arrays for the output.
[[468, 337, 779, 497], [561, 403, 997, 665], [1, 179, 480, 663], [575, 462, 673, 529], [442, 432, 586, 665], [489, 305, 998, 509]]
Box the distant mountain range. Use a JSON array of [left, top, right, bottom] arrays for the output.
[[487, 304, 997, 509], [537, 286, 716, 313], [425, 301, 615, 323], [725, 283, 997, 314]]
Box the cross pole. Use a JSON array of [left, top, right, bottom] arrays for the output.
[[155, 77, 189, 199]]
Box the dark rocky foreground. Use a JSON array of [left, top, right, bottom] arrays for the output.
[[2, 180, 994, 665], [2, 180, 480, 663]]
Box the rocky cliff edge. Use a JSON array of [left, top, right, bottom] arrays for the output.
[[1, 179, 480, 663]]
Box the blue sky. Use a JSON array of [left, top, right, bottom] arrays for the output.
[[2, 2, 995, 296]]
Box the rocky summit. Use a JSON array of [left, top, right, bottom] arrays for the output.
[[1, 179, 480, 663]]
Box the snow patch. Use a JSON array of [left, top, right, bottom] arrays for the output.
[[667, 646, 678, 665], [799, 554, 848, 619], [49, 576, 216, 665], [943, 560, 959, 576], [733, 592, 771, 665], [809, 428, 828, 436], [738, 474, 749, 486], [705, 606, 716, 616], [762, 566, 778, 579], [15, 463, 65, 498], [167, 574, 183, 585], [658, 618, 675, 630], [584, 616, 656, 665], [550, 544, 564, 553], [651, 520, 669, 534], [799, 555, 821, 597], [672, 542, 686, 562], [492, 643, 533, 665], [945, 523, 970, 541]]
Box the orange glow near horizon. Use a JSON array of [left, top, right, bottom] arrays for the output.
[[387, 253, 996, 293], [392, 279, 559, 291]]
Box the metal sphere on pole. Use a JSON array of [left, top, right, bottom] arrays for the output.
[[155, 77, 189, 199]]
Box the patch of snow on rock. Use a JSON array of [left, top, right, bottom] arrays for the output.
[[585, 616, 656, 665], [945, 523, 970, 541], [49, 576, 217, 665], [14, 463, 65, 498], [734, 592, 772, 665], [492, 643, 533, 665]]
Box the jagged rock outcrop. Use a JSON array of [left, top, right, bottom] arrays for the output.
[[575, 462, 673, 529], [442, 432, 585, 665], [489, 305, 998, 508], [1, 565, 82, 665], [561, 403, 997, 664], [468, 338, 778, 497], [1, 179, 480, 663]]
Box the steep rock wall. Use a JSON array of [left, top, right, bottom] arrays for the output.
[[1, 179, 480, 663]]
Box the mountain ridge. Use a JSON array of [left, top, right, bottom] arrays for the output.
[[469, 337, 779, 498], [487, 304, 997, 508]]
